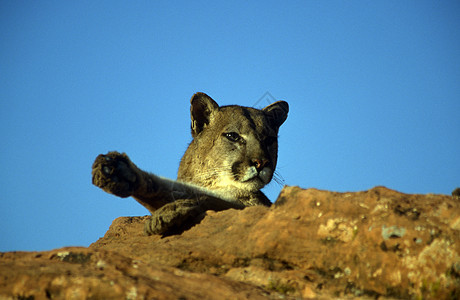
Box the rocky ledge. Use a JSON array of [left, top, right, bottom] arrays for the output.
[[1, 186, 459, 299]]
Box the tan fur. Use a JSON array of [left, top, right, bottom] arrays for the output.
[[92, 92, 288, 235]]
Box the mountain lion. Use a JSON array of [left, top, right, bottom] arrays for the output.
[[92, 92, 288, 235]]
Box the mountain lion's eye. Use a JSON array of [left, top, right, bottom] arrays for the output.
[[224, 132, 240, 142]]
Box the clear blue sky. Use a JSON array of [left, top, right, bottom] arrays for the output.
[[1, 1, 459, 251]]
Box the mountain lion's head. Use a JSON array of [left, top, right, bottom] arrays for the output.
[[178, 92, 288, 201]]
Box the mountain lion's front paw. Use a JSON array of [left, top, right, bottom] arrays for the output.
[[144, 200, 205, 235], [92, 151, 138, 198]]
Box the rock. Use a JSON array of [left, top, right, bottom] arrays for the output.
[[0, 248, 270, 300], [1, 186, 459, 299]]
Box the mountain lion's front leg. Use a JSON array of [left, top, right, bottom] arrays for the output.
[[92, 151, 246, 235], [91, 151, 170, 212]]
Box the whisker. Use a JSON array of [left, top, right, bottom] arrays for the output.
[[272, 170, 285, 186]]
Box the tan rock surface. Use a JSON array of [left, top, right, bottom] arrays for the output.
[[1, 186, 459, 299]]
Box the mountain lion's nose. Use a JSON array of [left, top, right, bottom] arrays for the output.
[[251, 158, 268, 172]]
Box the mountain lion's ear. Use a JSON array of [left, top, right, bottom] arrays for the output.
[[263, 101, 289, 128], [190, 92, 220, 137]]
